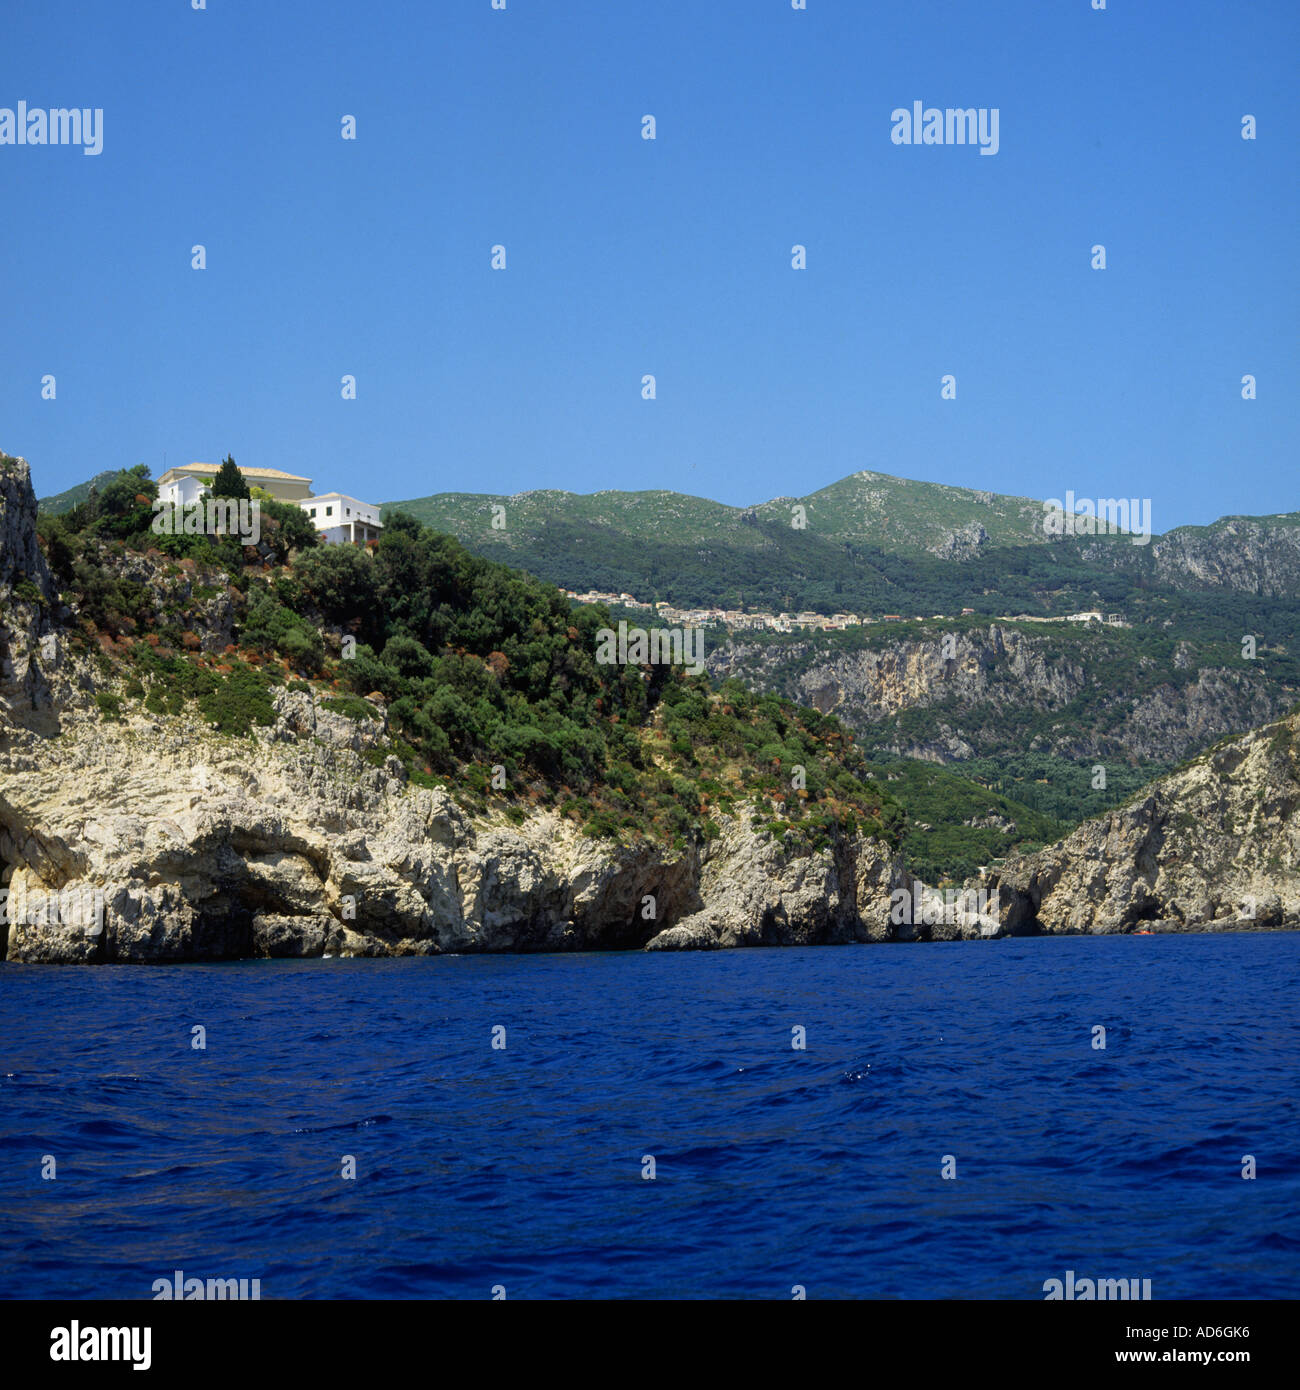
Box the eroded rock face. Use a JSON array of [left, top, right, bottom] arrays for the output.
[[0, 698, 921, 960], [0, 455, 61, 734], [1144, 519, 1300, 599], [979, 713, 1300, 934], [710, 626, 1084, 735], [707, 625, 1292, 767], [643, 823, 929, 951]]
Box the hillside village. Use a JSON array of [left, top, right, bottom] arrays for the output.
[[560, 587, 1128, 635]]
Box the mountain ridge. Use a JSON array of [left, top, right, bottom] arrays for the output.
[[376, 468, 1300, 618], [383, 466, 1300, 559]]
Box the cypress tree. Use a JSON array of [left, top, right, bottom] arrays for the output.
[[211, 455, 250, 500]]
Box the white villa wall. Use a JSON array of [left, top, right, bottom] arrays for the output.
[[300, 493, 382, 545], [157, 474, 208, 508]]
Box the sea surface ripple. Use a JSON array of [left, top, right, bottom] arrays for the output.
[[1, 933, 1296, 1299]]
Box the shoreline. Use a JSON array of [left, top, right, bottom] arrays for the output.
[[5, 916, 1298, 966]]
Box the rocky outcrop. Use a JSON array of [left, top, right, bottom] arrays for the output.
[[72, 540, 239, 654], [979, 710, 1300, 933], [931, 520, 989, 560], [0, 454, 62, 734], [644, 818, 915, 950], [0, 695, 935, 960], [1093, 517, 1300, 600], [708, 625, 1292, 767]]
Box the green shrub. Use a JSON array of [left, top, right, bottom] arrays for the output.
[[322, 695, 379, 722], [582, 812, 621, 839], [196, 667, 276, 735]]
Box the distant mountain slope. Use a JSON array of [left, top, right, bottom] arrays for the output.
[[386, 469, 1055, 562], [39, 465, 1300, 600], [752, 470, 1049, 556], [37, 471, 119, 516], [385, 472, 1300, 808], [384, 468, 1300, 608]]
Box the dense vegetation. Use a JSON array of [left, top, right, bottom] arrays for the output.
[[864, 754, 1172, 884], [956, 751, 1170, 823], [869, 759, 1067, 885], [374, 507, 1150, 618], [36, 466, 904, 854]]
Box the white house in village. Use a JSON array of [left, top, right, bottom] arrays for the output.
[[155, 463, 382, 546]]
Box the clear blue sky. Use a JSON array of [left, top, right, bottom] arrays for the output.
[[2, 0, 1296, 531]]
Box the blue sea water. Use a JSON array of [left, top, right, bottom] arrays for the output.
[[1, 933, 1297, 1300]]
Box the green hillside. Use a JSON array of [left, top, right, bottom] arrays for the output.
[[751, 470, 1050, 549], [387, 470, 1057, 559], [34, 461, 1300, 880], [870, 758, 1068, 885], [37, 470, 119, 516]]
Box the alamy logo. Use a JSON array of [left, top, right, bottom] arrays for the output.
[[50, 1323, 150, 1370], [595, 619, 705, 677], [0, 102, 103, 155], [1043, 1270, 1152, 1300], [152, 1270, 261, 1300], [891, 101, 999, 155], [890, 884, 1000, 934], [1042, 492, 1152, 546], [152, 498, 261, 545], [0, 885, 103, 934]]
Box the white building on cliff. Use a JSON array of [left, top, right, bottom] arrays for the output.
[[155, 463, 382, 546], [300, 493, 382, 546]]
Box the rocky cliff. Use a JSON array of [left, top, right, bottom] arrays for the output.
[[707, 627, 1291, 766], [980, 709, 1300, 934], [0, 678, 933, 962], [1099, 517, 1300, 600], [0, 454, 61, 733]]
